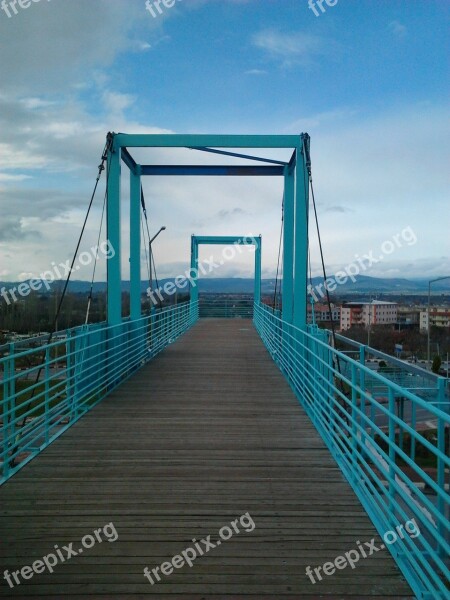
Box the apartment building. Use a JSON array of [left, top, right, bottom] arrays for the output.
[[307, 303, 341, 324], [397, 306, 421, 326], [340, 300, 398, 331], [420, 307, 450, 330]]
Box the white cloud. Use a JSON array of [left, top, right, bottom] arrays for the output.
[[388, 21, 407, 38], [0, 2, 133, 92], [292, 103, 449, 278], [245, 69, 267, 76], [286, 108, 358, 132], [102, 92, 136, 116], [0, 174, 32, 182], [252, 30, 334, 67]]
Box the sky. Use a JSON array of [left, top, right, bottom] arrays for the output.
[[0, 0, 448, 285]]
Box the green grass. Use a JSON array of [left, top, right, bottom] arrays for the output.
[[1, 379, 66, 418], [374, 429, 448, 470]]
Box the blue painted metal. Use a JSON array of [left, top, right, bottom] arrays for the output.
[[190, 235, 262, 311], [188, 146, 288, 165], [129, 167, 141, 321], [282, 168, 295, 323], [190, 235, 199, 313], [199, 297, 253, 318], [120, 147, 138, 174], [107, 132, 309, 328], [0, 301, 198, 485], [293, 144, 309, 330], [106, 142, 122, 326], [140, 165, 284, 176], [335, 332, 449, 408], [193, 236, 258, 246], [254, 236, 262, 305], [115, 133, 300, 149], [254, 302, 450, 599]]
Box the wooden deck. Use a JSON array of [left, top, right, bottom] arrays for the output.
[[0, 319, 413, 599]]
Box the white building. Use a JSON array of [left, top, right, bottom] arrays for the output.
[[340, 301, 398, 331], [420, 307, 450, 330]]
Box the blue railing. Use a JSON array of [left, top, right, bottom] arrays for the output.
[[199, 297, 253, 318], [254, 302, 449, 599], [334, 332, 448, 408], [0, 301, 198, 484]]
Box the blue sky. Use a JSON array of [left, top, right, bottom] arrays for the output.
[[0, 0, 448, 283]]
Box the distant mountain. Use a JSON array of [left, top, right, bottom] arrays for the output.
[[308, 274, 450, 294], [1, 275, 449, 296]]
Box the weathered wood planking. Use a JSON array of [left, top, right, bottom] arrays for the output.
[[0, 319, 413, 598]]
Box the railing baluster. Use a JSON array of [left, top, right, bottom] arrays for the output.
[[2, 358, 10, 481], [44, 347, 50, 444], [388, 388, 396, 518], [351, 363, 358, 482], [436, 416, 445, 559]]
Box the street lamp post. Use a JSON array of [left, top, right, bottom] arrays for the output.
[[146, 226, 166, 358], [149, 227, 166, 303], [427, 276, 450, 369]]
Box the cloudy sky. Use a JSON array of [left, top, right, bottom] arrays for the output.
[[0, 0, 448, 284]]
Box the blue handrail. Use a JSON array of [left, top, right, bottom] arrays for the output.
[[254, 302, 449, 599], [0, 301, 199, 484]]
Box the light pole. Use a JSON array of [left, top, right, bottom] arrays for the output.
[[427, 276, 450, 369], [149, 227, 166, 302], [367, 300, 373, 346]]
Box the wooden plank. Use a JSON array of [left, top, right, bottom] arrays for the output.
[[0, 320, 413, 597]]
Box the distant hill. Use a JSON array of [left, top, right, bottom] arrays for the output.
[[1, 275, 449, 296]]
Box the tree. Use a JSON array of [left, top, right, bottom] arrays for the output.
[[431, 355, 442, 374]]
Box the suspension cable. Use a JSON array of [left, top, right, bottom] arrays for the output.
[[308, 247, 316, 327], [141, 210, 152, 311], [85, 188, 107, 325], [140, 185, 163, 310], [151, 247, 162, 310], [308, 163, 338, 341], [272, 193, 284, 313], [10, 135, 113, 459], [140, 185, 152, 243], [303, 136, 345, 398]]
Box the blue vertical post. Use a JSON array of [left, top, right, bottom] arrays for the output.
[[254, 236, 262, 305], [107, 136, 122, 326], [293, 138, 309, 330], [130, 167, 141, 321], [190, 236, 199, 315], [282, 169, 295, 323], [388, 388, 396, 516]]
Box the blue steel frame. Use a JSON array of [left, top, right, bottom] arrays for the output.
[[190, 235, 262, 309], [106, 133, 310, 329]]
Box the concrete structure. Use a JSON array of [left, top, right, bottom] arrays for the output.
[[340, 300, 398, 331], [397, 306, 421, 327], [307, 302, 340, 324], [420, 307, 450, 330]]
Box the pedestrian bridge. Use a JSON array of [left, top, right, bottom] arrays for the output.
[[1, 132, 449, 598], [0, 303, 449, 599]]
